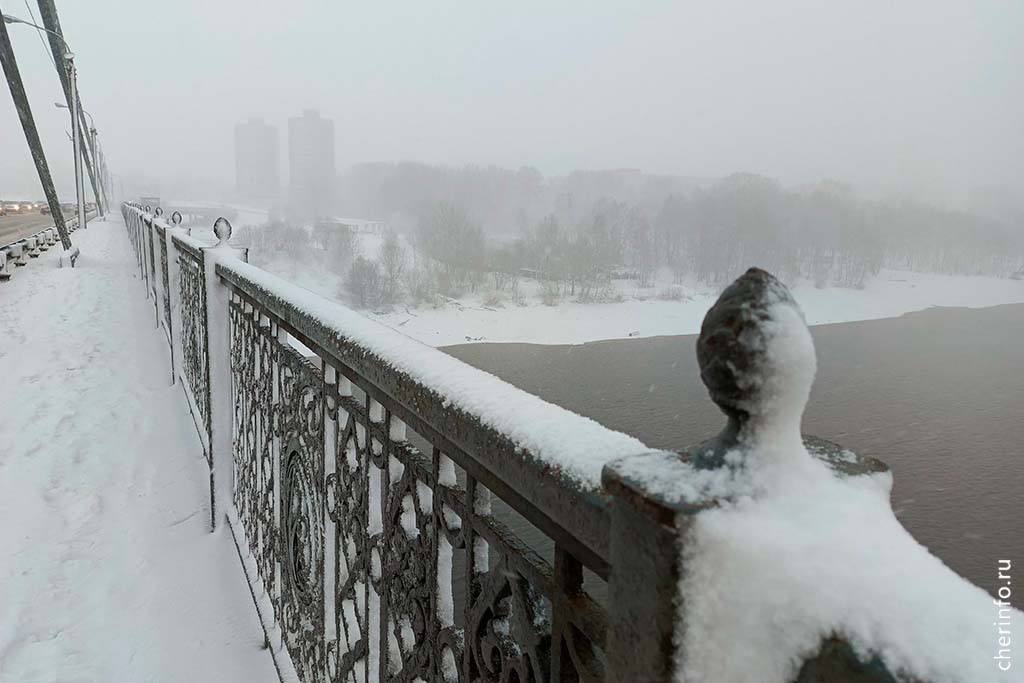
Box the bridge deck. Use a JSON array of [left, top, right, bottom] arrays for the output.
[[0, 219, 276, 681]]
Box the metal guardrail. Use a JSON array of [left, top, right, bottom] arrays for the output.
[[120, 200, 966, 683], [0, 209, 97, 279]]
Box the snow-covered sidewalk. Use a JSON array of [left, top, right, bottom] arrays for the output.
[[0, 219, 276, 682]]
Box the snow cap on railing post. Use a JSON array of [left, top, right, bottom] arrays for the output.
[[169, 210, 191, 236], [213, 217, 231, 245], [602, 267, 902, 683], [212, 217, 248, 261], [692, 267, 815, 467]]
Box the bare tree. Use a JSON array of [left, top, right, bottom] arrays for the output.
[[379, 231, 406, 303], [346, 256, 381, 308], [417, 202, 487, 291], [325, 224, 358, 277]]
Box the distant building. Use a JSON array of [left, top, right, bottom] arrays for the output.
[[288, 110, 335, 219], [314, 217, 386, 236], [234, 117, 279, 200]]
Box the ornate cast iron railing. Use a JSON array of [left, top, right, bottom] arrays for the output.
[[119, 201, 980, 683], [155, 220, 173, 351], [221, 267, 612, 682], [175, 234, 212, 459]]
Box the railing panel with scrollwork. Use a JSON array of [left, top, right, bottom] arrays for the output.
[[175, 235, 212, 458], [222, 265, 610, 683], [229, 298, 280, 618], [132, 214, 141, 267], [146, 217, 157, 298], [155, 221, 173, 351]]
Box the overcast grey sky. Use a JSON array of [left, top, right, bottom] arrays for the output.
[[2, 0, 1022, 204]]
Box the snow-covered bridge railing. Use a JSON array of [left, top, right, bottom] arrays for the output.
[[119, 201, 1015, 683]]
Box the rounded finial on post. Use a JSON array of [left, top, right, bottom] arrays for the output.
[[144, 205, 152, 213], [171, 210, 182, 226], [155, 207, 164, 217], [693, 267, 817, 465], [213, 217, 233, 246]]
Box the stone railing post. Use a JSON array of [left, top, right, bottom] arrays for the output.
[[603, 453, 692, 681], [135, 205, 144, 270], [165, 210, 185, 385], [201, 217, 248, 530], [129, 204, 138, 270], [149, 207, 165, 328], [142, 206, 153, 297], [603, 268, 900, 683]]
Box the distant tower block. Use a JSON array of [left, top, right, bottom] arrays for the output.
[[288, 109, 335, 221], [234, 117, 280, 200]]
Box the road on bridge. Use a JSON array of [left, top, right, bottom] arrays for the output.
[[0, 214, 58, 247]]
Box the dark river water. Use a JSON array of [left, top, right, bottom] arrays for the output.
[[444, 303, 1024, 607]]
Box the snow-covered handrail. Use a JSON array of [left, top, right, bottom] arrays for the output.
[[209, 231, 645, 681], [170, 228, 207, 259], [215, 255, 655, 563], [119, 202, 1018, 683]]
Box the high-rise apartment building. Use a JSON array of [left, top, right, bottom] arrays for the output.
[[234, 117, 279, 199], [288, 109, 335, 219]]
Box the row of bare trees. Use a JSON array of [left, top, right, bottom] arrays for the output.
[[348, 175, 1023, 308], [255, 168, 1023, 309]]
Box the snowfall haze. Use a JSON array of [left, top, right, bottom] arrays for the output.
[[4, 3, 1024, 680], [1, 0, 1022, 213]]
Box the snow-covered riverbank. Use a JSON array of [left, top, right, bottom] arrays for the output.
[[371, 269, 1024, 347], [248, 253, 1024, 347], [205, 205, 1024, 347]]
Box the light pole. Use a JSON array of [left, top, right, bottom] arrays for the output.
[[2, 13, 86, 230], [56, 102, 104, 217]]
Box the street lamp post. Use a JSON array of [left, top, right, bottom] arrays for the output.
[[67, 58, 86, 229], [0, 13, 71, 248], [3, 13, 87, 229], [57, 102, 104, 218]]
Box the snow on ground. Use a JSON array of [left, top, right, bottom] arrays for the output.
[[0, 220, 276, 682]]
